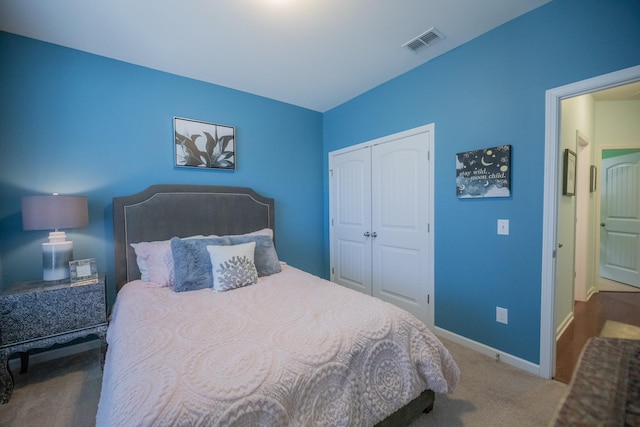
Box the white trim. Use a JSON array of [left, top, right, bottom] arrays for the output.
[[435, 327, 540, 376], [574, 130, 591, 303], [428, 124, 435, 329], [556, 311, 574, 341], [328, 125, 434, 156], [541, 65, 640, 379]]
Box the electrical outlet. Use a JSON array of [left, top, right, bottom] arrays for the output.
[[496, 307, 508, 324]]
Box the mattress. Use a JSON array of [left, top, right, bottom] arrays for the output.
[[96, 263, 459, 426]]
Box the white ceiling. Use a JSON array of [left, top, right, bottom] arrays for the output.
[[0, 0, 554, 112]]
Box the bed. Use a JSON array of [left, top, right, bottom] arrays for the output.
[[97, 184, 459, 426]]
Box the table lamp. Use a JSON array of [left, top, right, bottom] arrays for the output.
[[21, 194, 89, 281]]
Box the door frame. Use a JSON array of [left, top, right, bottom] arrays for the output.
[[540, 65, 640, 379], [574, 130, 592, 303]]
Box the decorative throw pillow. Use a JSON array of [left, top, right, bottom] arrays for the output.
[[131, 240, 174, 287], [226, 234, 281, 276], [131, 235, 208, 287], [171, 236, 229, 292], [207, 242, 259, 292]]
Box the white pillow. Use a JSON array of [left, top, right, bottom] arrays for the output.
[[130, 240, 173, 286], [207, 242, 258, 292]]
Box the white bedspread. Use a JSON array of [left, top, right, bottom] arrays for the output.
[[97, 264, 459, 426]]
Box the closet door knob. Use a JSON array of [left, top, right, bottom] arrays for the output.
[[371, 232, 377, 238], [364, 231, 371, 237]]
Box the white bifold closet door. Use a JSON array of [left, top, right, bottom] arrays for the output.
[[329, 126, 432, 325]]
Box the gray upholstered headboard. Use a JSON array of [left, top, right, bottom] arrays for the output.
[[112, 184, 275, 291]]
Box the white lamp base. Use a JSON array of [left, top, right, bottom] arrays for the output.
[[42, 232, 73, 281]]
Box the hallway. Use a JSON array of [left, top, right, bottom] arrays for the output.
[[555, 290, 640, 384]]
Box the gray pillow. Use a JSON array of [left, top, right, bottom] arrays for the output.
[[227, 235, 281, 276], [171, 236, 229, 292]]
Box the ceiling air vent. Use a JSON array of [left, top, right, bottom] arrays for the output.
[[403, 27, 445, 53]]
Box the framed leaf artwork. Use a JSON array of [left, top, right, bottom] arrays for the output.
[[174, 117, 235, 170]]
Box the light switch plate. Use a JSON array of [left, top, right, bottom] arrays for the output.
[[497, 219, 509, 235]]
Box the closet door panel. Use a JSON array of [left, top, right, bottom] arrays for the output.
[[330, 148, 372, 294], [371, 133, 429, 324], [377, 245, 421, 300]]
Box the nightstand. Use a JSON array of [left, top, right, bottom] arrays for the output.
[[0, 275, 108, 404]]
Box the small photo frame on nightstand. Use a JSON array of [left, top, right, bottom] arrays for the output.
[[69, 258, 98, 285]]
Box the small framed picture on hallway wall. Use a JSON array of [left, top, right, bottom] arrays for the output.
[[563, 149, 576, 196]]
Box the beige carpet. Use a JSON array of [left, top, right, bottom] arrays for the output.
[[409, 339, 568, 426], [0, 348, 103, 426], [0, 337, 567, 426]]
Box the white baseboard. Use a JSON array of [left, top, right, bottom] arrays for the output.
[[555, 311, 574, 341], [8, 339, 100, 373], [435, 327, 541, 377]]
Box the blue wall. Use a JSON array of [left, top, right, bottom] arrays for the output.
[[1, 0, 639, 366], [323, 0, 640, 363], [0, 32, 324, 303]]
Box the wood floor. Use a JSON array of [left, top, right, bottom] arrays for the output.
[[554, 290, 640, 384]]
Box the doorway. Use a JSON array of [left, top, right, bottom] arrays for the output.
[[554, 130, 640, 384], [540, 65, 640, 379]]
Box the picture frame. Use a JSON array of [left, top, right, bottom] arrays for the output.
[[456, 145, 511, 198], [563, 149, 576, 196], [69, 258, 98, 285], [590, 165, 597, 192], [174, 117, 235, 170]]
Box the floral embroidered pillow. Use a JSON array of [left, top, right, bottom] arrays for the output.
[[207, 242, 258, 292]]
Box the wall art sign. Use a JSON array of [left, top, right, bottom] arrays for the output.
[[456, 145, 511, 198], [174, 117, 235, 170]]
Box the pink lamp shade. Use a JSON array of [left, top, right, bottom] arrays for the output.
[[21, 194, 89, 281]]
